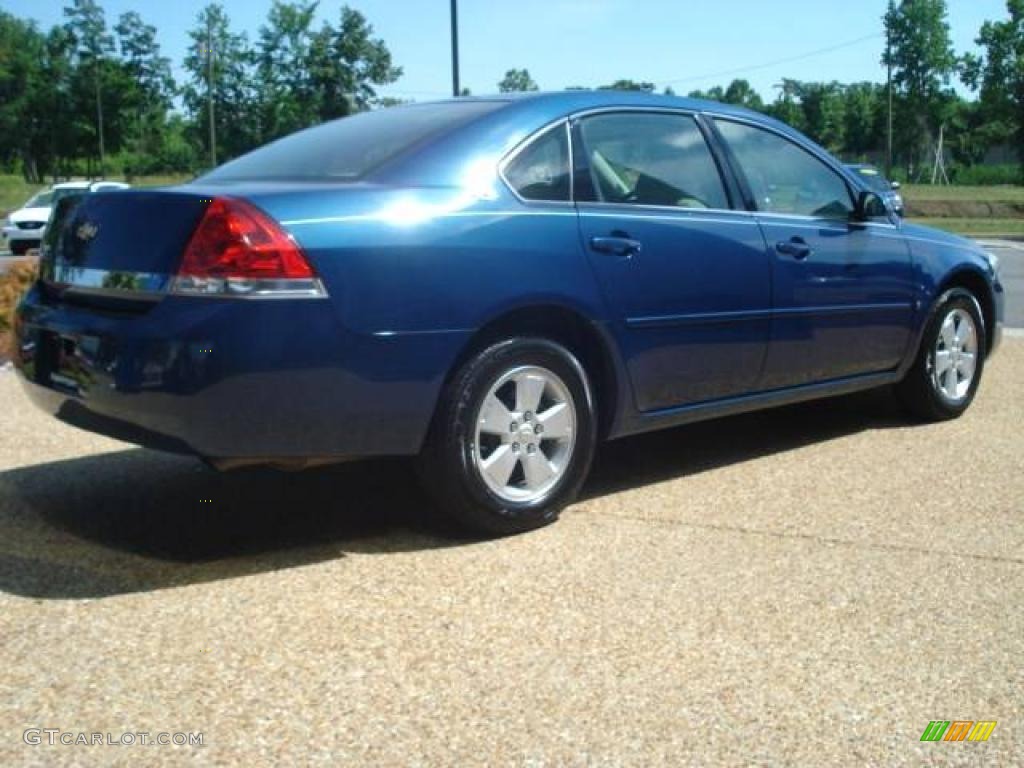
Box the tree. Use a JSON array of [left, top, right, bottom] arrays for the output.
[[257, 1, 318, 141], [689, 79, 763, 111], [0, 13, 44, 178], [688, 85, 725, 102], [723, 79, 764, 111], [768, 79, 805, 131], [115, 11, 174, 172], [841, 82, 886, 158], [182, 3, 259, 167], [883, 0, 957, 176], [498, 68, 538, 93], [64, 0, 115, 174], [962, 0, 1024, 178], [600, 79, 655, 92], [793, 81, 846, 153], [306, 6, 402, 122]]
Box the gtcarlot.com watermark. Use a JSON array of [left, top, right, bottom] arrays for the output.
[[24, 729, 204, 747]]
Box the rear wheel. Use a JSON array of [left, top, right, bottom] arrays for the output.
[[9, 240, 29, 256], [897, 288, 986, 421], [417, 337, 597, 536]]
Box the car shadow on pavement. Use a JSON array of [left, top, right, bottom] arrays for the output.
[[0, 387, 909, 600]]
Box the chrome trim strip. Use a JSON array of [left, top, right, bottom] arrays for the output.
[[578, 199, 757, 218], [568, 105, 698, 120], [43, 265, 170, 297], [41, 265, 329, 300], [580, 210, 759, 226], [170, 276, 329, 299]]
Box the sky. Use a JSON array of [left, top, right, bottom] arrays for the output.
[[4, 0, 1011, 101]]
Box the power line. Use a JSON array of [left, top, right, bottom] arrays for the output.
[[381, 31, 886, 102], [658, 32, 884, 88]]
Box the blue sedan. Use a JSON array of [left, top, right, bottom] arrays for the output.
[[14, 91, 1005, 535]]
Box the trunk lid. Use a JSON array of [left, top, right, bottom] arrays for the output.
[[40, 189, 210, 294]]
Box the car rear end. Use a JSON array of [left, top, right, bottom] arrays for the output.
[[12, 187, 396, 464]]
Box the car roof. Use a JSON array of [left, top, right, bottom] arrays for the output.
[[430, 90, 769, 122], [373, 90, 804, 187]]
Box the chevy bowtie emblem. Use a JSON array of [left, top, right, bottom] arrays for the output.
[[76, 222, 99, 241]]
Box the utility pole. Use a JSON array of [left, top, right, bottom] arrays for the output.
[[885, 28, 893, 179], [207, 21, 217, 168], [95, 68, 106, 178], [450, 0, 460, 97]]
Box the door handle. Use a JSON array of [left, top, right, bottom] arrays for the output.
[[590, 236, 642, 257], [776, 237, 812, 260]]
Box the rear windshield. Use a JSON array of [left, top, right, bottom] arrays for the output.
[[201, 101, 506, 182]]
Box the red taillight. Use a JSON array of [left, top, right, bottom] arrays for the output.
[[178, 197, 314, 280]]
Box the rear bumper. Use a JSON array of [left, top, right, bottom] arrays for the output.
[[14, 285, 468, 460]]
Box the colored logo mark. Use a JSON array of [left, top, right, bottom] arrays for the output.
[[920, 720, 997, 742]]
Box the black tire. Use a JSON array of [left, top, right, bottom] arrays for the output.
[[9, 240, 28, 256], [896, 288, 986, 421], [417, 337, 597, 537]]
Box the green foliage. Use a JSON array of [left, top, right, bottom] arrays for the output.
[[181, 3, 259, 165], [883, 0, 958, 171], [961, 0, 1024, 178], [498, 68, 539, 93], [689, 79, 763, 111], [949, 163, 1021, 185], [599, 80, 656, 92], [0, 1, 403, 180], [0, 0, 1019, 187]]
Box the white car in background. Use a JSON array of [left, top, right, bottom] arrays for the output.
[[2, 180, 130, 255]]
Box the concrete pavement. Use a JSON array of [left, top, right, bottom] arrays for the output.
[[0, 340, 1021, 766]]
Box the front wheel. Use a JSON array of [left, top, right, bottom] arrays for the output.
[[897, 288, 986, 421], [417, 337, 597, 537]]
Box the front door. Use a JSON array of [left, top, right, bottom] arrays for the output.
[[714, 119, 916, 390]]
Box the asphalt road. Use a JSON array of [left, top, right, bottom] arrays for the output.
[[1, 339, 1022, 765], [983, 240, 1024, 328]]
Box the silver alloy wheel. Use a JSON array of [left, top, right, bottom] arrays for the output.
[[472, 365, 577, 503], [930, 307, 978, 402]]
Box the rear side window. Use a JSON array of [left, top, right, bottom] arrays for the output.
[[503, 124, 570, 202], [201, 101, 505, 182], [577, 112, 729, 210], [715, 120, 853, 219]]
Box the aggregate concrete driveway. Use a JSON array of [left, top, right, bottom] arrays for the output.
[[0, 342, 1022, 766]]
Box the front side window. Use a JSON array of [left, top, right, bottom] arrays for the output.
[[503, 124, 570, 202], [715, 120, 853, 219], [577, 112, 729, 210]]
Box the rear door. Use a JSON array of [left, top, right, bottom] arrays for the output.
[[573, 111, 771, 411], [713, 118, 916, 389]]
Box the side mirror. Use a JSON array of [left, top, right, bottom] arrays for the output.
[[854, 190, 888, 221], [890, 180, 901, 191]]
